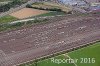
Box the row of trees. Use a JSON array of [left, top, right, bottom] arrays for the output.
[[0, 0, 23, 12]]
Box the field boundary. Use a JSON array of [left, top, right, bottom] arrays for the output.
[[17, 40, 100, 66]]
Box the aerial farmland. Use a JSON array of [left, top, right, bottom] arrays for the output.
[[0, 0, 100, 66]]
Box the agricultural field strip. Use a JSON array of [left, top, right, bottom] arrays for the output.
[[0, 14, 63, 24], [0, 16, 97, 43], [11, 28, 100, 65], [0, 14, 99, 65], [32, 2, 72, 12], [31, 43, 100, 66]]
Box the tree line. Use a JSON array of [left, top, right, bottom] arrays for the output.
[[0, 0, 23, 12]]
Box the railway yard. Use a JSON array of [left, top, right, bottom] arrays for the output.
[[0, 14, 100, 66]]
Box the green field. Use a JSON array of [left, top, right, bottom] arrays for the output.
[[68, 42, 100, 66], [36, 55, 74, 66], [0, 15, 17, 24], [20, 42, 100, 66]]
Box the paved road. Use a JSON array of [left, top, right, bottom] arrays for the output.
[[0, 15, 100, 66]]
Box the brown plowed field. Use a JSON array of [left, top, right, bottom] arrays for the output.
[[0, 14, 100, 66], [10, 8, 48, 19]]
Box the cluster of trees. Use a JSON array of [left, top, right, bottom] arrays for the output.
[[0, 0, 23, 12]]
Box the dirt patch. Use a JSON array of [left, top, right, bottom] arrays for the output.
[[10, 8, 48, 19]]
